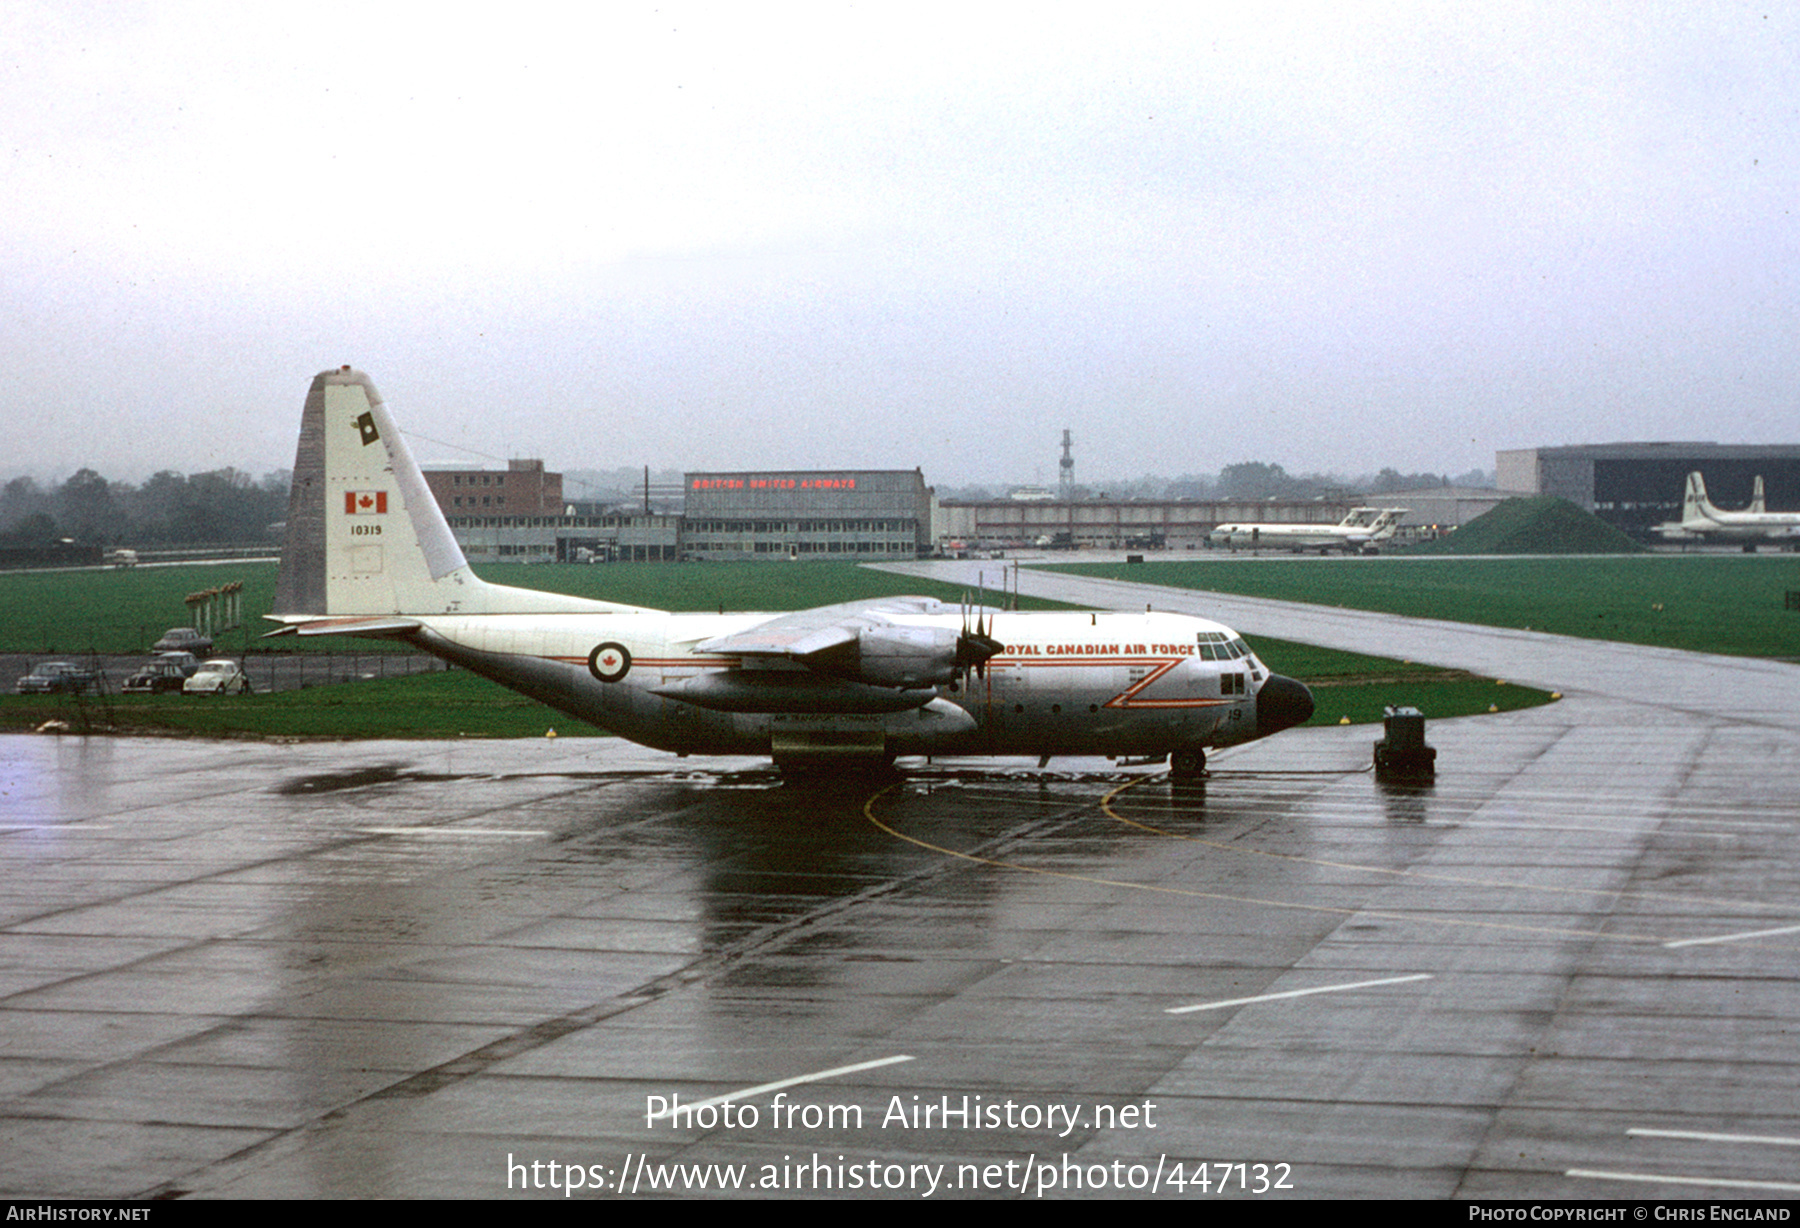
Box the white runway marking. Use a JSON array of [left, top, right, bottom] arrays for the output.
[[1664, 922, 1800, 948], [1166, 973, 1432, 1015], [1568, 1168, 1800, 1195], [1629, 1127, 1800, 1147], [646, 1054, 917, 1120]]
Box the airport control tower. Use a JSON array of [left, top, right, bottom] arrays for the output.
[[1059, 429, 1074, 501]]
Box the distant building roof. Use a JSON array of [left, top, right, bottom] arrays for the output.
[[1501, 443, 1800, 460], [1365, 485, 1508, 529]]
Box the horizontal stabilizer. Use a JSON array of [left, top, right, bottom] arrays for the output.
[[263, 616, 424, 640]]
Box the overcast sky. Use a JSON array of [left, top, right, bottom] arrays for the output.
[[4, 2, 1795, 488]]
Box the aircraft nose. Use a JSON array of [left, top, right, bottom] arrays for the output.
[[1256, 674, 1314, 736]]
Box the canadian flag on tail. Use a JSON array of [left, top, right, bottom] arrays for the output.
[[345, 491, 388, 514]]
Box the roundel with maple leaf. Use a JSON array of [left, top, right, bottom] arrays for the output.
[[587, 642, 632, 683]]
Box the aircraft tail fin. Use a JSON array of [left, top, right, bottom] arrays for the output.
[[1750, 476, 1766, 514], [1682, 471, 1718, 525], [272, 367, 641, 622]]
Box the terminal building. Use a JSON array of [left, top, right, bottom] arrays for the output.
[[682, 469, 932, 561], [1497, 444, 1800, 538], [423, 462, 931, 563]]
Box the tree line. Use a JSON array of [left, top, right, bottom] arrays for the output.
[[0, 469, 292, 547]]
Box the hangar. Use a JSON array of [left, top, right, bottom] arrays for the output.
[[1375, 485, 1509, 535], [1497, 443, 1800, 538]]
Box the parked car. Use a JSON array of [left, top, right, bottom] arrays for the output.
[[153, 627, 214, 655], [153, 651, 201, 676], [123, 659, 190, 694], [16, 661, 100, 695], [183, 659, 251, 695]]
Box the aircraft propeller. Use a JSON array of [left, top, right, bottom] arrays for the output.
[[956, 595, 1004, 682]]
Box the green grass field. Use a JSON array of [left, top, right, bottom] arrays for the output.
[[0, 558, 1554, 737], [1241, 635, 1549, 726], [475, 560, 1056, 611], [1054, 555, 1800, 660], [0, 564, 285, 657]]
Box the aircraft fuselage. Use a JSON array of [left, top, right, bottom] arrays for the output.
[[397, 608, 1297, 759], [1208, 507, 1405, 553]]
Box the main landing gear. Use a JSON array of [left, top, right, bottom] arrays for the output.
[[1170, 748, 1207, 781]]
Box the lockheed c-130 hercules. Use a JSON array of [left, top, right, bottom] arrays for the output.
[[268, 367, 1314, 778]]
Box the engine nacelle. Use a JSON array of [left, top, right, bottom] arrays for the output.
[[857, 625, 961, 687], [824, 625, 961, 689]]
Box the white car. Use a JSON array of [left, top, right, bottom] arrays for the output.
[[183, 659, 252, 695]]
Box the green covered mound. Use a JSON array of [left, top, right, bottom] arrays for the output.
[[1406, 496, 1644, 555]]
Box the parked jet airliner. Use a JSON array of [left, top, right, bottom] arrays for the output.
[[1209, 506, 1407, 554], [268, 368, 1313, 777]]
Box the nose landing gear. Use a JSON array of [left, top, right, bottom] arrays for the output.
[[1170, 748, 1207, 781]]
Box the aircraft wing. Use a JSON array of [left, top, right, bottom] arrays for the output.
[[695, 613, 860, 659], [693, 597, 963, 660], [674, 596, 1000, 707]]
